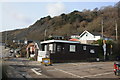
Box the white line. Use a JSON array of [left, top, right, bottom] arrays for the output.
[[55, 68, 81, 78], [55, 68, 113, 78], [31, 68, 42, 75], [80, 72, 113, 78]]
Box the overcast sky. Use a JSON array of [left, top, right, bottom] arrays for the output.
[[0, 0, 119, 32]]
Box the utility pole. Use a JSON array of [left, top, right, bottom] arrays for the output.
[[115, 20, 118, 41], [5, 31, 7, 48], [44, 29, 47, 41], [5, 31, 7, 45], [101, 19, 104, 39]]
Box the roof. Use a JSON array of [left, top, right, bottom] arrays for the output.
[[41, 40, 80, 44], [91, 32, 102, 36], [69, 39, 80, 41], [80, 30, 102, 37], [80, 30, 92, 37], [51, 35, 64, 37]]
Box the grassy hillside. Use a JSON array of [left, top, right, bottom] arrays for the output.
[[2, 2, 120, 42]]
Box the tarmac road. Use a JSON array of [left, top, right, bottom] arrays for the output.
[[43, 62, 120, 79], [3, 57, 120, 80]]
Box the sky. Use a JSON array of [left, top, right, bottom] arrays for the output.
[[0, 0, 119, 32]]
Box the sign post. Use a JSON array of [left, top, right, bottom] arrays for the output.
[[103, 40, 106, 61]]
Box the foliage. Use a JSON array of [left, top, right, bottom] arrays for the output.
[[29, 57, 35, 61], [95, 39, 114, 46], [96, 39, 103, 45]]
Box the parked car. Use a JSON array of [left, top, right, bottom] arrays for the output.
[[114, 61, 120, 76]]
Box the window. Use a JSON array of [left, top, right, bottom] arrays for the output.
[[70, 45, 76, 52], [57, 45, 61, 52], [49, 44, 53, 53], [53, 43, 56, 53], [44, 45, 47, 51], [86, 33, 88, 36], [90, 49, 95, 54], [83, 46, 87, 50]]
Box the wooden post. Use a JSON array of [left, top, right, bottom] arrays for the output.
[[115, 20, 118, 41], [101, 19, 104, 39]]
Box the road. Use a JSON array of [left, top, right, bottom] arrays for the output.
[[2, 58, 120, 80], [1, 45, 120, 80]]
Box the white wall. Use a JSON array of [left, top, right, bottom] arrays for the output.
[[79, 33, 101, 40], [71, 35, 80, 39]]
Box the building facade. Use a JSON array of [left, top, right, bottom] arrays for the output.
[[79, 30, 102, 44], [40, 40, 100, 62]]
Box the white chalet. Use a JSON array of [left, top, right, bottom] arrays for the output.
[[79, 30, 102, 44]]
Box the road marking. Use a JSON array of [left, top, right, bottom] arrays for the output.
[[80, 72, 113, 78], [31, 68, 42, 75], [47, 69, 56, 71], [55, 68, 81, 78], [55, 68, 113, 78]]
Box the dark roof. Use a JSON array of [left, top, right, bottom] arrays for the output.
[[50, 35, 64, 37], [91, 32, 102, 36]]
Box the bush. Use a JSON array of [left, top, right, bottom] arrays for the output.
[[29, 57, 35, 61]]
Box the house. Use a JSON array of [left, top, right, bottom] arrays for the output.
[[48, 35, 64, 40], [26, 41, 41, 60], [70, 34, 80, 39], [79, 30, 102, 44], [39, 40, 100, 62], [13, 40, 25, 44]]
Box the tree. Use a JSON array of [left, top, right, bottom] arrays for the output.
[[80, 21, 87, 27]]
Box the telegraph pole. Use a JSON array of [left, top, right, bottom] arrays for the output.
[[5, 31, 7, 45], [115, 20, 118, 41], [101, 19, 104, 39], [5, 31, 7, 48], [44, 29, 47, 41]]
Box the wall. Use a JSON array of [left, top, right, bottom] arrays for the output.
[[80, 32, 101, 40], [41, 42, 100, 62]]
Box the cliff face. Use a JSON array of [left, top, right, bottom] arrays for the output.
[[2, 2, 120, 42]]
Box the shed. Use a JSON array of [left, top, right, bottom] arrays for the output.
[[40, 40, 100, 62]]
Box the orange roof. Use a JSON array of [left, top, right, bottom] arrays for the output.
[[69, 38, 80, 41]]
